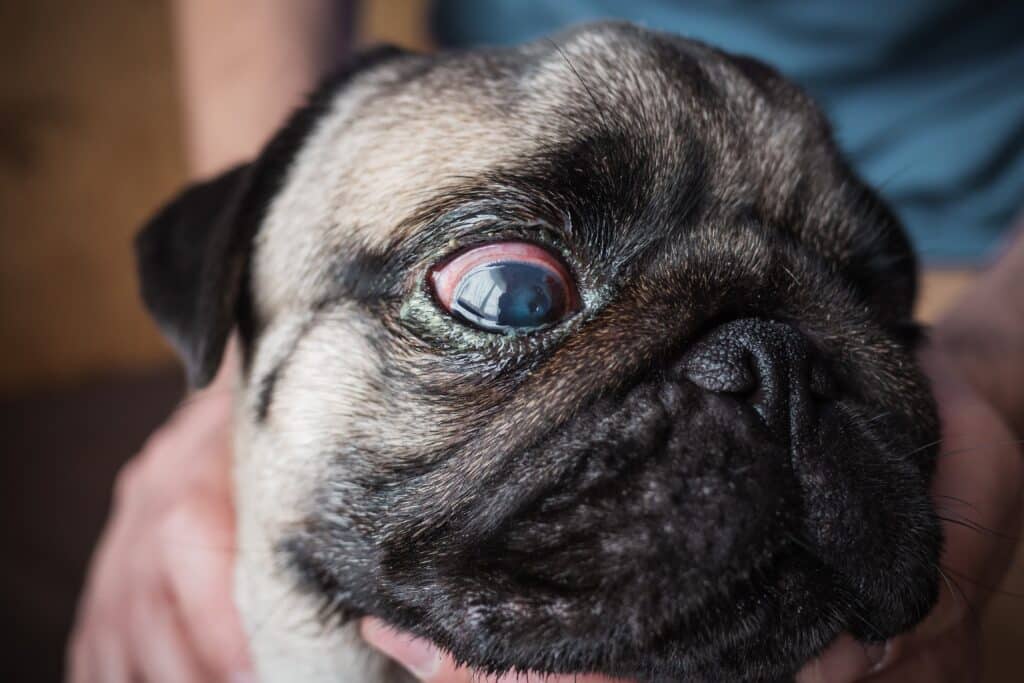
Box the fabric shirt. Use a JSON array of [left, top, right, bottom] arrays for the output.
[[433, 0, 1024, 264]]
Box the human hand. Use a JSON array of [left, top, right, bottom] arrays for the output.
[[796, 344, 1023, 682], [360, 618, 628, 683], [67, 382, 253, 682]]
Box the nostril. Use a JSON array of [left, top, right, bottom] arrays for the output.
[[680, 344, 758, 395], [680, 318, 834, 440]]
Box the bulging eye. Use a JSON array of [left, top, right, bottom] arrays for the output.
[[430, 242, 578, 333]]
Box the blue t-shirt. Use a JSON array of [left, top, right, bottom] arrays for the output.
[[433, 0, 1024, 264]]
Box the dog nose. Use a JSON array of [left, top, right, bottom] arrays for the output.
[[680, 318, 837, 440]]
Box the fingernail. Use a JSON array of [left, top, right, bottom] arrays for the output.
[[864, 641, 892, 673], [363, 620, 442, 679], [798, 634, 873, 683], [387, 634, 443, 679], [914, 591, 965, 641]]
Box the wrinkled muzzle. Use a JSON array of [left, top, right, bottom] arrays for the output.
[[316, 318, 943, 682]]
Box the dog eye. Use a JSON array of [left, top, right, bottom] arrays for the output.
[[430, 242, 578, 333]]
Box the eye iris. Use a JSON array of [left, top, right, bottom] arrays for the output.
[[451, 261, 566, 332], [431, 241, 579, 334]]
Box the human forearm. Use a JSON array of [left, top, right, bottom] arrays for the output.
[[172, 0, 354, 176], [934, 221, 1024, 436]]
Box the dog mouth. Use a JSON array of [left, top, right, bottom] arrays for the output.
[[284, 318, 941, 682]]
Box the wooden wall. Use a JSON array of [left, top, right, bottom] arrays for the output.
[[0, 0, 428, 396], [0, 0, 187, 395]]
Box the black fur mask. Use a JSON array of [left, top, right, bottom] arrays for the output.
[[137, 23, 940, 683]]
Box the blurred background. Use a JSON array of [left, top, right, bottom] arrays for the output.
[[0, 1, 1018, 681]]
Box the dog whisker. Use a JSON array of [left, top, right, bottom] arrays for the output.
[[900, 437, 945, 459], [932, 494, 984, 515], [935, 512, 1021, 543], [935, 566, 981, 624], [940, 565, 1024, 600], [859, 410, 894, 427], [544, 39, 613, 134], [939, 438, 1024, 459]]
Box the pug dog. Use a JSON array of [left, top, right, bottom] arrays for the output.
[[135, 22, 942, 683]]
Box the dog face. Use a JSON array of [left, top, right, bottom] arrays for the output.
[[137, 23, 941, 682]]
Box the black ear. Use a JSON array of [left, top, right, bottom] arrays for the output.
[[135, 163, 259, 388], [135, 44, 411, 388]]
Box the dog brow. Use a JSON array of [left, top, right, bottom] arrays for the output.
[[328, 248, 395, 303]]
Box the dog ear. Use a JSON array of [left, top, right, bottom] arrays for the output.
[[135, 45, 410, 388], [135, 162, 260, 388]]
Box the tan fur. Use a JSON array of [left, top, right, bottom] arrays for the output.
[[250, 26, 712, 320], [234, 307, 409, 681]]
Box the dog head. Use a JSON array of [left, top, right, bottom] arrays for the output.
[[137, 23, 941, 682]]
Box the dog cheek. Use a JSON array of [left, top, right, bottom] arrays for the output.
[[793, 409, 942, 638]]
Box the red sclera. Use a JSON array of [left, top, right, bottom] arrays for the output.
[[430, 242, 577, 313]]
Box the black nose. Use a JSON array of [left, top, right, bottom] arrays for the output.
[[680, 318, 836, 440]]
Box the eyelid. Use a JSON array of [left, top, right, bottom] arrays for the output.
[[430, 242, 575, 310]]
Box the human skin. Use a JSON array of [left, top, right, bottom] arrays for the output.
[[68, 2, 1024, 680]]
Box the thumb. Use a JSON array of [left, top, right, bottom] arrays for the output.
[[360, 618, 621, 683], [360, 618, 465, 682]]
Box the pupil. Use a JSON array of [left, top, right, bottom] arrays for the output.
[[502, 284, 552, 326], [452, 261, 566, 332]]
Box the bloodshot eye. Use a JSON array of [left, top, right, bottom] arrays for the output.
[[430, 242, 579, 333]]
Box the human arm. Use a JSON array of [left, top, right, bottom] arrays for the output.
[[934, 226, 1024, 437], [68, 3, 352, 680], [174, 0, 354, 175]]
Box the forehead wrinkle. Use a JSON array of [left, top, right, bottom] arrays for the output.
[[253, 62, 565, 321], [252, 23, 844, 325]]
